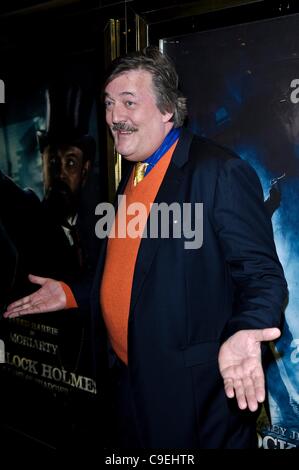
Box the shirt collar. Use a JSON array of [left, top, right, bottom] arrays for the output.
[[143, 127, 182, 175]]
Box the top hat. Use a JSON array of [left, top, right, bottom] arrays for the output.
[[37, 82, 96, 161]]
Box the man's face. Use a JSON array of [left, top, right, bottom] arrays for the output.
[[104, 70, 173, 162], [42, 145, 90, 221]]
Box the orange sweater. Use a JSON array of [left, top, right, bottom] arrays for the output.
[[100, 142, 178, 364]]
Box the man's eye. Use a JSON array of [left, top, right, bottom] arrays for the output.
[[66, 159, 76, 168], [105, 100, 113, 108], [126, 101, 135, 108]]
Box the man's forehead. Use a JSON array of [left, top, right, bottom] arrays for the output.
[[44, 145, 83, 158], [104, 90, 136, 98], [105, 69, 153, 95]]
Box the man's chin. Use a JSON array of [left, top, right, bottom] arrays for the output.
[[121, 154, 135, 161], [116, 148, 139, 161]]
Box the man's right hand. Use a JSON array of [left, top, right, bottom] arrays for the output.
[[3, 274, 66, 318]]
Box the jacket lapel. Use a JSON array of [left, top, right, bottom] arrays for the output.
[[129, 128, 193, 317]]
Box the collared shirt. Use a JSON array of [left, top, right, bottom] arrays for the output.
[[143, 127, 181, 176]]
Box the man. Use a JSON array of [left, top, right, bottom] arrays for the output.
[[42, 142, 91, 229], [4, 47, 288, 449], [40, 138, 95, 273], [37, 83, 97, 275]]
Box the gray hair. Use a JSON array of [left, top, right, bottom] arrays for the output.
[[104, 47, 187, 127]]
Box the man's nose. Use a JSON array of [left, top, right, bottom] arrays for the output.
[[52, 160, 67, 181], [58, 166, 68, 181], [111, 103, 126, 124]]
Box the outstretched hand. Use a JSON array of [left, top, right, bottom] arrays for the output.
[[218, 328, 281, 412], [3, 274, 66, 318]]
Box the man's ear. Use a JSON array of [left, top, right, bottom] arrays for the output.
[[82, 160, 91, 186], [162, 111, 174, 123]]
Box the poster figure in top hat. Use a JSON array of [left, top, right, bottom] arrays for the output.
[[37, 82, 98, 277]]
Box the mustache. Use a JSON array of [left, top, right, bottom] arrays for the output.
[[111, 122, 138, 132], [49, 180, 72, 196]]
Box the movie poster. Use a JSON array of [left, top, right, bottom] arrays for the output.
[[0, 59, 103, 449], [164, 12, 299, 449]]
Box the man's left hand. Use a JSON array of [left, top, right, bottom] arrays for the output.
[[218, 328, 280, 412]]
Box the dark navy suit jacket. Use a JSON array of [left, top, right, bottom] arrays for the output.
[[73, 128, 288, 448]]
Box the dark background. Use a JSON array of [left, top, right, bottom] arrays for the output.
[[0, 0, 298, 461]]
